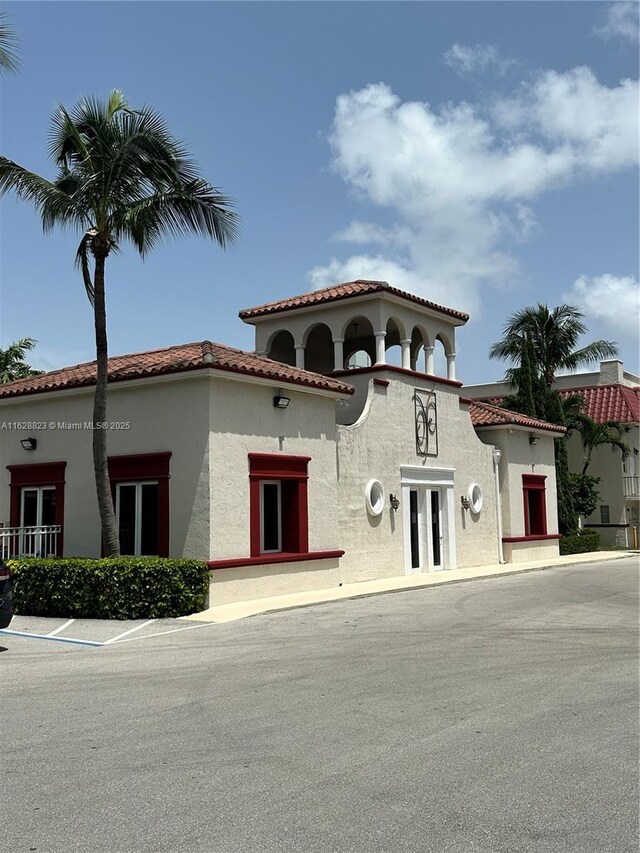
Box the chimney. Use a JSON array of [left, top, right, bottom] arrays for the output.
[[598, 360, 624, 385]]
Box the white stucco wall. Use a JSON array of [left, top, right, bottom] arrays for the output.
[[208, 377, 341, 561], [567, 426, 638, 547], [0, 374, 211, 558], [335, 373, 501, 580], [476, 427, 559, 560]]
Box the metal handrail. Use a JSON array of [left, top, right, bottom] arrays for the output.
[[0, 524, 61, 558]]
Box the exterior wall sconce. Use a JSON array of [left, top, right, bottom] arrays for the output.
[[389, 493, 400, 511], [273, 395, 291, 409], [529, 435, 539, 445], [460, 495, 470, 510], [20, 437, 37, 450]]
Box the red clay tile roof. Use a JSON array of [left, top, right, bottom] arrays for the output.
[[463, 398, 566, 434], [0, 341, 354, 400], [558, 384, 640, 424], [239, 280, 469, 323]]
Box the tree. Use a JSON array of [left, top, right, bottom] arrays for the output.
[[489, 304, 618, 388], [0, 337, 41, 382], [575, 419, 630, 475], [0, 91, 238, 555], [542, 388, 578, 535], [568, 472, 601, 523], [0, 11, 19, 73], [502, 334, 548, 420]]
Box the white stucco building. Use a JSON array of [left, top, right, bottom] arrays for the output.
[[466, 359, 640, 549], [0, 280, 565, 604]]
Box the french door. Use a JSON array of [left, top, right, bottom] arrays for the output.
[[407, 486, 443, 573], [115, 481, 159, 556], [19, 486, 57, 556]]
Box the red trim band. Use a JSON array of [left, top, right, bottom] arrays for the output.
[[208, 549, 345, 571], [502, 534, 561, 543], [330, 364, 463, 388], [522, 474, 547, 489]]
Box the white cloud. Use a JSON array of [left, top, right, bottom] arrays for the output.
[[564, 274, 640, 337], [310, 71, 638, 315], [444, 43, 516, 77], [493, 67, 639, 173], [594, 2, 639, 42], [331, 221, 412, 249]]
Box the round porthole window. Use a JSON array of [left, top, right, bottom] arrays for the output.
[[468, 483, 483, 514], [365, 479, 385, 516]]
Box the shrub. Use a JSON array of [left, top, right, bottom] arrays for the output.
[[559, 529, 601, 556], [9, 557, 209, 620]]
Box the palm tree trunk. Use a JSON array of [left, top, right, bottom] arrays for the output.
[[92, 253, 120, 556]]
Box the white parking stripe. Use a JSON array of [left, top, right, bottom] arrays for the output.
[[47, 618, 75, 637], [111, 621, 216, 644], [102, 619, 156, 645]]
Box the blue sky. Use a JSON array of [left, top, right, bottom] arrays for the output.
[[1, 1, 638, 383]]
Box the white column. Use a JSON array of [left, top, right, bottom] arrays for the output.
[[400, 339, 411, 370], [425, 346, 435, 375], [446, 353, 456, 381], [374, 332, 386, 365], [332, 338, 344, 371], [256, 350, 269, 359], [295, 345, 305, 369]]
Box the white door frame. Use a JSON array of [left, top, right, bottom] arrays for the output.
[[401, 466, 456, 574]]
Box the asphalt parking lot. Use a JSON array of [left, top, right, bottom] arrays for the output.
[[2, 613, 216, 647], [2, 557, 638, 853]]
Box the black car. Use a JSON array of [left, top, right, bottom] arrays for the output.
[[0, 559, 13, 629]]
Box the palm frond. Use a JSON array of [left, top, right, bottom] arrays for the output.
[[75, 234, 95, 305], [113, 181, 239, 255], [561, 341, 619, 371], [0, 12, 20, 73]]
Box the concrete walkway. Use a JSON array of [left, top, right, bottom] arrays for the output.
[[185, 550, 638, 624]]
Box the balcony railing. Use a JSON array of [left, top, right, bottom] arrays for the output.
[[0, 525, 61, 558], [623, 477, 640, 498]]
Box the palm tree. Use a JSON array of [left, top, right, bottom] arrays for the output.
[[0, 91, 238, 555], [576, 419, 630, 475], [0, 12, 19, 73], [489, 304, 618, 388], [0, 338, 41, 382]]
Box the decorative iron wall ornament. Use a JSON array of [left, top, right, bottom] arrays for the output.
[[413, 390, 438, 457]]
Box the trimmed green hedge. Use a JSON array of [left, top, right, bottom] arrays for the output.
[[9, 557, 209, 620], [559, 529, 601, 556]]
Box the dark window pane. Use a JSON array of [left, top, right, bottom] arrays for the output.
[[41, 488, 56, 526], [431, 490, 441, 566], [140, 484, 159, 555], [118, 485, 136, 556], [600, 505, 610, 524], [281, 480, 300, 552], [262, 483, 280, 552], [22, 490, 38, 527], [409, 490, 420, 569], [526, 490, 546, 535]]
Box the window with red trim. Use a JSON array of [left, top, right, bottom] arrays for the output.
[[523, 474, 547, 536], [108, 453, 171, 557], [7, 461, 66, 556], [249, 453, 309, 557]]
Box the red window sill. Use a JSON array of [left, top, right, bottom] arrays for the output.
[[208, 550, 345, 571], [502, 534, 561, 543]]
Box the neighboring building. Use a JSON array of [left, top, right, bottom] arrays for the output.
[[0, 280, 565, 605], [465, 360, 640, 548]]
